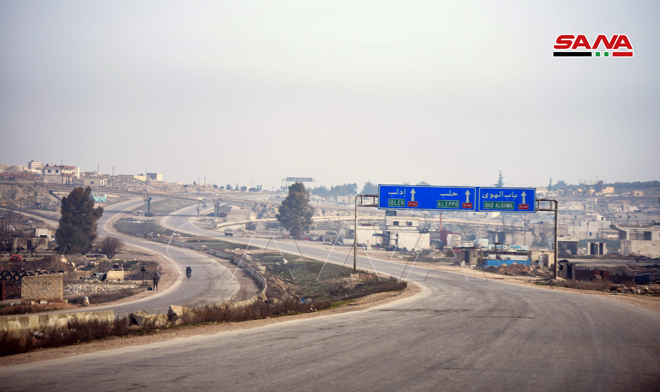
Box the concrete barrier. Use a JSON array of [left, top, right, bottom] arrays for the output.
[[0, 310, 115, 336], [128, 311, 168, 328]]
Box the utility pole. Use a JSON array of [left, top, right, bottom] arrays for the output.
[[354, 194, 378, 272], [354, 197, 358, 271]]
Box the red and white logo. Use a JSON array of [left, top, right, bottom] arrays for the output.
[[553, 35, 633, 57]]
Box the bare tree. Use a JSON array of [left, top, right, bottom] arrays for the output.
[[26, 236, 45, 256], [14, 235, 26, 254], [100, 237, 125, 259], [0, 233, 13, 255]]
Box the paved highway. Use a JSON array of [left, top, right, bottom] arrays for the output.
[[1, 204, 659, 391], [20, 199, 241, 315]]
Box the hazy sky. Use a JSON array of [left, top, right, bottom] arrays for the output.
[[1, 1, 658, 190]]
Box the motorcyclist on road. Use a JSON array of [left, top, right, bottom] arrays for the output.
[[186, 266, 192, 278]]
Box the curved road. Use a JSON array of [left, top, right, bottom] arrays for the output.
[[95, 198, 241, 314], [21, 198, 241, 315], [1, 203, 659, 391]]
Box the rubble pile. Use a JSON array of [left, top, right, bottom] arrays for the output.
[[531, 266, 552, 277], [496, 264, 530, 276], [64, 282, 139, 296], [610, 285, 657, 295]]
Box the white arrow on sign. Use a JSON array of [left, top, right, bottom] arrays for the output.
[[521, 191, 526, 205], [410, 189, 416, 202], [465, 190, 471, 203]]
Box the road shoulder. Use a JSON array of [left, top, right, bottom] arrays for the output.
[[368, 255, 660, 313], [0, 282, 421, 366]]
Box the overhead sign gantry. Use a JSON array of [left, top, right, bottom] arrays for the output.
[[371, 184, 558, 278], [378, 184, 536, 213]]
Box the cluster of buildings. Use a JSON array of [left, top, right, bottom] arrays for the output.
[[26, 160, 165, 190], [317, 185, 660, 267], [0, 211, 52, 256]]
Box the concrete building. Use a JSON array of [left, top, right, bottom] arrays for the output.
[[25, 227, 52, 241], [558, 238, 579, 256], [382, 230, 431, 251], [105, 264, 125, 281], [486, 230, 534, 246], [354, 226, 382, 247], [82, 177, 106, 187], [567, 217, 611, 239], [60, 165, 80, 178], [380, 217, 431, 251], [146, 173, 163, 181], [530, 250, 555, 267], [613, 210, 658, 225], [42, 164, 80, 184], [385, 216, 420, 228], [611, 224, 660, 258], [28, 160, 44, 171], [586, 241, 607, 255]]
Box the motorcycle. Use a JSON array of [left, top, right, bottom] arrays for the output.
[[186, 267, 192, 279]]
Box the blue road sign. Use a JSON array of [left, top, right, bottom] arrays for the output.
[[378, 184, 537, 213], [478, 187, 535, 213], [378, 185, 477, 211]]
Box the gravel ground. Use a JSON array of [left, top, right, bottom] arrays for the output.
[[64, 282, 139, 296]]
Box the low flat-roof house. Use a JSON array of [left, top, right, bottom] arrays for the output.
[[611, 224, 660, 258], [43, 164, 79, 184]]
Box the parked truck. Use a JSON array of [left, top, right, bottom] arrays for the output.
[[9, 255, 23, 262]]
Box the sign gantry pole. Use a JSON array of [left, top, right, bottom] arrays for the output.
[[536, 199, 559, 279]]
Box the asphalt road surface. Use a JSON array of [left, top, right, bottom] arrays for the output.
[[19, 198, 241, 316], [95, 199, 242, 315], [2, 204, 659, 391], [2, 266, 659, 391]]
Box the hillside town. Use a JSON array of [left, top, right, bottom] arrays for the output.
[[1, 160, 659, 291]]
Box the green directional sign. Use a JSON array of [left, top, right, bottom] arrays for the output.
[[388, 199, 405, 207], [483, 201, 514, 210], [437, 200, 460, 209]]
